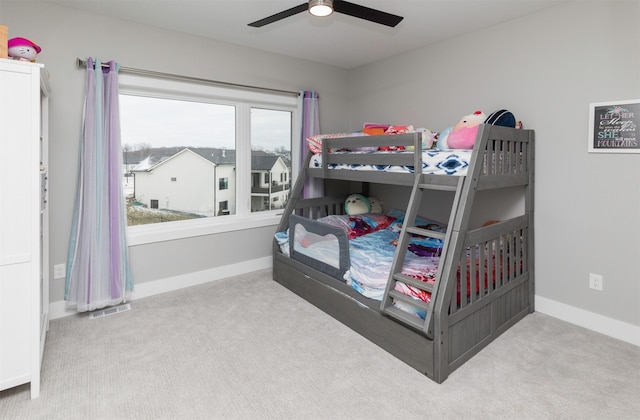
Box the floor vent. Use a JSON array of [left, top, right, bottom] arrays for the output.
[[89, 303, 131, 320]]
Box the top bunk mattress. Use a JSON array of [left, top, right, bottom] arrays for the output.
[[309, 149, 473, 176]]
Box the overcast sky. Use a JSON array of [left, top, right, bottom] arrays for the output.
[[119, 94, 291, 152]]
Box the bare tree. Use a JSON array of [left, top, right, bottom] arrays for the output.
[[122, 143, 132, 164], [134, 142, 152, 160]]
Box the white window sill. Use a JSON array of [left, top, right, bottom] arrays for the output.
[[127, 212, 283, 246]]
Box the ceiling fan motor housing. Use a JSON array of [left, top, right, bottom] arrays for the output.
[[309, 0, 334, 17]]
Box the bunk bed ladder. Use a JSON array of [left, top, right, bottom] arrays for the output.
[[381, 175, 466, 338]]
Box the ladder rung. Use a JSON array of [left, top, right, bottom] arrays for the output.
[[418, 183, 458, 192], [384, 306, 426, 331], [388, 290, 430, 312], [392, 273, 434, 294], [406, 226, 446, 240]]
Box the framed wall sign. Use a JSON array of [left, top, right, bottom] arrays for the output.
[[588, 99, 640, 153]]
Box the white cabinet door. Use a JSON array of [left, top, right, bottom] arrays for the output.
[[0, 64, 34, 264], [0, 59, 45, 399]]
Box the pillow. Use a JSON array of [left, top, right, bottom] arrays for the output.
[[484, 109, 516, 128], [363, 122, 389, 135]]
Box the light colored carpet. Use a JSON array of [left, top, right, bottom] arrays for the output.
[[1, 269, 638, 419]]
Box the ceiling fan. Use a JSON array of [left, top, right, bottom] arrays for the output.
[[248, 0, 403, 28]]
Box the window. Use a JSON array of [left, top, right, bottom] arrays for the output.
[[118, 73, 299, 244], [250, 107, 292, 213], [218, 200, 229, 216]]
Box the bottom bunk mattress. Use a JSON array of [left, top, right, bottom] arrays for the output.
[[275, 209, 446, 315]]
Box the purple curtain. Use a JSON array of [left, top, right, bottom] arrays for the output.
[[299, 91, 322, 198], [65, 58, 133, 312]]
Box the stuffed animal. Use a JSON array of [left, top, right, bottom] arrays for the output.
[[419, 128, 437, 149], [406, 128, 437, 150], [368, 196, 383, 213], [436, 126, 454, 149], [7, 37, 41, 62], [345, 194, 370, 215], [446, 110, 487, 149]]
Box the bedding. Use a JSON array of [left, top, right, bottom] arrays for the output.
[[345, 227, 440, 301], [310, 149, 473, 176], [275, 210, 446, 305]]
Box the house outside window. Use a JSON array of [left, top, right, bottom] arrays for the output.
[[118, 73, 298, 244]]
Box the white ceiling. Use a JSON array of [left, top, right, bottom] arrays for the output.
[[48, 0, 568, 69]]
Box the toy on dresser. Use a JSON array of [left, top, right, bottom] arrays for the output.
[[7, 37, 41, 62]]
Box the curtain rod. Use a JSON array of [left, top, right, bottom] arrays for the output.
[[76, 58, 300, 97]]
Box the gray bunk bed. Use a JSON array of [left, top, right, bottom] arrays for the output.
[[273, 124, 535, 383]]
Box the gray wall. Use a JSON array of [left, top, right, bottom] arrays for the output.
[[348, 1, 640, 327], [2, 1, 350, 302]]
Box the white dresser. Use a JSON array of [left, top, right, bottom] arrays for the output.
[[0, 59, 50, 399]]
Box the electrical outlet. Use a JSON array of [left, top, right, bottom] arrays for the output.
[[589, 273, 603, 291], [53, 263, 66, 279]]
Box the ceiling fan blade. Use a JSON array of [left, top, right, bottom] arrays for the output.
[[334, 0, 403, 27], [248, 3, 308, 27]]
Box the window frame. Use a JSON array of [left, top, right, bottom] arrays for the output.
[[118, 73, 300, 246], [218, 177, 229, 191]]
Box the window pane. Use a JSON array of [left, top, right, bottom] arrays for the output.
[[120, 94, 236, 225], [250, 108, 292, 213]]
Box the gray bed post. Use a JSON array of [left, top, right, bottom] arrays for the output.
[[527, 129, 535, 312]]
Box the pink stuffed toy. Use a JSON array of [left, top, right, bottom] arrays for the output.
[[446, 111, 486, 149], [7, 37, 41, 62]]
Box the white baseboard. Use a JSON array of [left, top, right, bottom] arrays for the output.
[[535, 295, 640, 347], [49, 256, 272, 320]]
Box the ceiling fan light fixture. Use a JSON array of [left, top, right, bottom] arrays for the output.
[[309, 0, 333, 17]]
